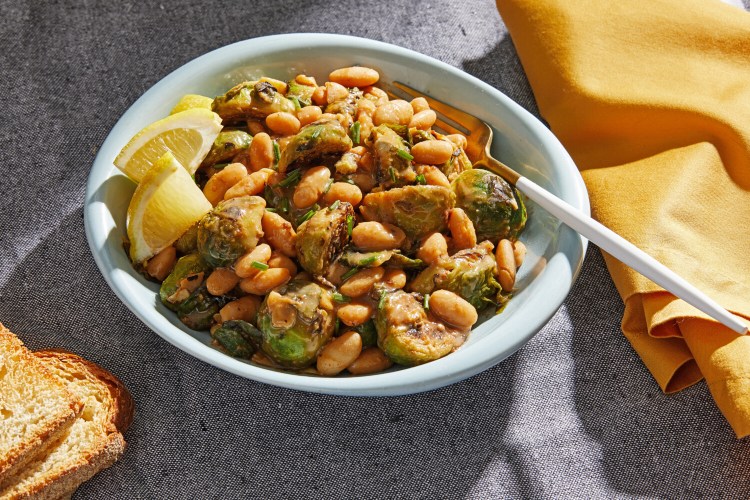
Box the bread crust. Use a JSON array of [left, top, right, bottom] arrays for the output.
[[0, 350, 134, 499], [0, 326, 83, 487]]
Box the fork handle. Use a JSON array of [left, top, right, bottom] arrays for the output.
[[515, 176, 748, 334]]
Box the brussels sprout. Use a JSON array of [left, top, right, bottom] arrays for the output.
[[339, 249, 423, 269], [441, 146, 472, 180], [286, 80, 316, 107], [278, 119, 353, 173], [376, 290, 464, 366], [176, 285, 225, 330], [197, 196, 265, 267], [452, 169, 526, 241], [410, 242, 500, 309], [359, 185, 454, 243], [256, 280, 336, 368], [212, 81, 295, 123], [325, 87, 363, 117], [211, 320, 262, 359], [174, 224, 198, 255], [159, 253, 211, 312], [371, 125, 414, 187], [200, 130, 253, 169], [295, 202, 354, 275]]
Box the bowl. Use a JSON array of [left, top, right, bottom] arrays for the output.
[[84, 33, 589, 396]]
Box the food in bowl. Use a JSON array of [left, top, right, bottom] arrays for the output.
[[116, 66, 527, 376]]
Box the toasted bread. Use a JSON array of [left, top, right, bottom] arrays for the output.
[[0, 350, 134, 500], [0, 326, 82, 487]]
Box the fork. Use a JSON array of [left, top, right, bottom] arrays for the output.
[[381, 81, 747, 334]]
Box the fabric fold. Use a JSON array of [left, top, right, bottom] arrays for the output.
[[496, 0, 750, 436]]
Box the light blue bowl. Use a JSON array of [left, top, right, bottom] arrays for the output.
[[84, 34, 588, 395]]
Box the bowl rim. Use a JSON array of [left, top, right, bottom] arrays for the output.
[[84, 33, 589, 396]]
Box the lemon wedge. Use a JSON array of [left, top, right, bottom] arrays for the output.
[[170, 94, 214, 115], [126, 152, 212, 264], [114, 108, 223, 183]]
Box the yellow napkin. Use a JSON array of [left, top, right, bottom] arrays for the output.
[[496, 0, 750, 437]]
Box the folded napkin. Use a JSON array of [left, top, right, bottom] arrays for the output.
[[496, 0, 750, 437]]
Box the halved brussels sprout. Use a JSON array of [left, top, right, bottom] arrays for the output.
[[277, 119, 353, 173], [359, 185, 454, 243], [174, 224, 198, 255], [376, 290, 465, 366], [211, 320, 262, 359], [452, 169, 526, 242], [410, 242, 500, 309], [339, 249, 423, 269], [197, 196, 265, 268], [176, 285, 225, 330], [295, 202, 354, 275], [372, 125, 413, 187], [256, 280, 336, 368], [212, 81, 295, 123], [159, 253, 211, 312], [286, 80, 316, 107], [441, 145, 472, 180], [325, 87, 363, 117], [200, 130, 253, 169]]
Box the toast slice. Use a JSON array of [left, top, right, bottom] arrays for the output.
[[0, 326, 82, 486], [0, 350, 134, 500]]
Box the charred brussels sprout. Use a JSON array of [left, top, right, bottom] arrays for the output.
[[359, 185, 454, 243], [256, 280, 336, 368], [442, 146, 472, 180], [295, 202, 354, 275], [174, 224, 198, 255], [200, 130, 252, 168], [277, 119, 352, 173], [376, 290, 464, 366], [452, 169, 526, 241], [372, 125, 413, 187], [286, 80, 316, 107], [340, 249, 423, 269], [211, 320, 262, 359], [197, 196, 265, 267], [212, 81, 295, 123], [410, 242, 500, 309], [176, 285, 225, 330], [159, 253, 211, 312]]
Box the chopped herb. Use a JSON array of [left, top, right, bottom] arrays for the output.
[[329, 200, 340, 211], [280, 196, 290, 213], [311, 126, 322, 140], [335, 317, 341, 335], [273, 141, 281, 164], [378, 290, 387, 310], [346, 215, 354, 237], [359, 255, 379, 266], [350, 121, 361, 145], [397, 149, 414, 161], [341, 267, 359, 282], [214, 163, 229, 171], [344, 177, 356, 185], [251, 261, 269, 271], [265, 207, 277, 212], [415, 173, 426, 185], [297, 208, 316, 225], [423, 293, 430, 310], [323, 179, 333, 195], [332, 292, 350, 303], [289, 96, 301, 110], [278, 168, 301, 187], [389, 167, 397, 183]]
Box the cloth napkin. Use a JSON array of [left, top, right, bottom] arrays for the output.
[[496, 0, 750, 437]]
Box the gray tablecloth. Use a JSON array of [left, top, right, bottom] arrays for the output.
[[2, 0, 749, 498]]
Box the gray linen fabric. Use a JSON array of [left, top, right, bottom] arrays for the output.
[[1, 0, 749, 498]]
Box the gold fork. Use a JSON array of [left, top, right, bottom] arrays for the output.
[[380, 80, 747, 334]]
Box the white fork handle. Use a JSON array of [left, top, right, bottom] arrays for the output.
[[516, 176, 748, 334]]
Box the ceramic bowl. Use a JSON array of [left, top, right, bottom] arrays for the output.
[[84, 34, 588, 395]]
